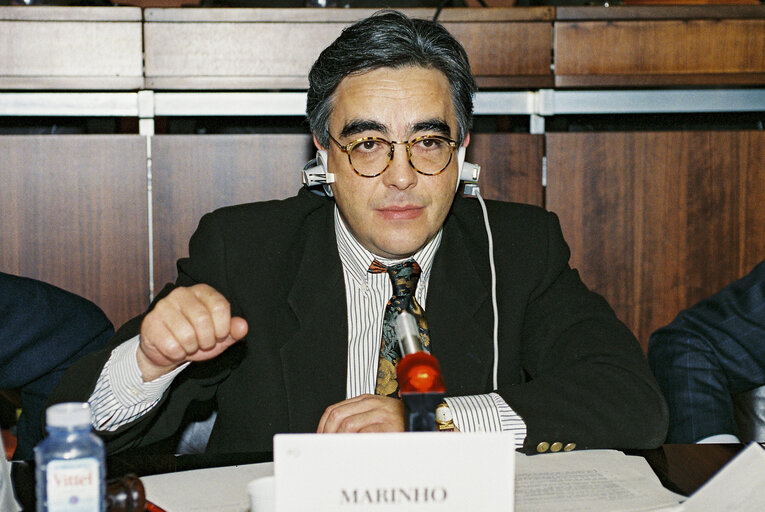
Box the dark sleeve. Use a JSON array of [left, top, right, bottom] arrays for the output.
[[647, 260, 765, 443], [0, 272, 114, 459], [498, 212, 669, 454], [48, 211, 239, 455]]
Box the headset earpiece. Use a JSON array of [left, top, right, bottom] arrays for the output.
[[301, 150, 334, 197], [456, 146, 481, 194]]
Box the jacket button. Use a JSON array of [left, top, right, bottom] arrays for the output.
[[536, 441, 550, 453], [550, 442, 563, 452], [564, 443, 577, 452]]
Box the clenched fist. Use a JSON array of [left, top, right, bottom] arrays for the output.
[[136, 284, 248, 381]]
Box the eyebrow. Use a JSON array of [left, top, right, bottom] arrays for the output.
[[410, 119, 452, 138], [339, 120, 388, 139], [338, 118, 453, 140]]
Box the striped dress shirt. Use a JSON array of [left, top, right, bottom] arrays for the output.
[[89, 206, 526, 446]]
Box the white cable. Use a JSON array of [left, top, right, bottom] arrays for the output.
[[473, 189, 499, 391]]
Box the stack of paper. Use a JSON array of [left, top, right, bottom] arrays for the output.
[[515, 450, 682, 512]]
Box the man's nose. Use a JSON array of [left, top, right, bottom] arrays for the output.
[[381, 143, 417, 190]]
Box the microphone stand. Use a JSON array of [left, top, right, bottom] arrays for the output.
[[395, 312, 445, 432]]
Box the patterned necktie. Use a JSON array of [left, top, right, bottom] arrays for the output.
[[369, 259, 431, 397]]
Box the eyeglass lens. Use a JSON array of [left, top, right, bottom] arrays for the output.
[[350, 137, 452, 176]]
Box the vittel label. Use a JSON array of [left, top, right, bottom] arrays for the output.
[[46, 458, 100, 511]]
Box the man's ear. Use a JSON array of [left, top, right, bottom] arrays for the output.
[[461, 132, 471, 148], [313, 133, 327, 151]]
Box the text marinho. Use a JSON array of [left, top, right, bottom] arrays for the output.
[[341, 487, 448, 505]]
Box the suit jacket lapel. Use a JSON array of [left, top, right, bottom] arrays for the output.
[[280, 204, 348, 433], [427, 210, 495, 396], [277, 197, 496, 431]]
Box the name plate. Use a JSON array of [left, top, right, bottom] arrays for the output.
[[273, 432, 515, 511]]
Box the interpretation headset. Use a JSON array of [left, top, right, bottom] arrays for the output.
[[301, 147, 481, 197], [301, 147, 500, 392]]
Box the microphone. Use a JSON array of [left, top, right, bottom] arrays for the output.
[[395, 312, 445, 431]]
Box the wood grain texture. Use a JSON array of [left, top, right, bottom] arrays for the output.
[[545, 131, 765, 350], [143, 22, 342, 85], [0, 6, 141, 21], [465, 133, 544, 206], [556, 5, 765, 20], [444, 22, 552, 81], [0, 19, 143, 90], [144, 13, 552, 89], [0, 136, 149, 327], [143, 7, 553, 23], [555, 19, 765, 87], [150, 135, 314, 290]]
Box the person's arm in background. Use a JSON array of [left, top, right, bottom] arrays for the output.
[[0, 272, 114, 460], [648, 259, 765, 443]]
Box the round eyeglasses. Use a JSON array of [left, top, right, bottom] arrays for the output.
[[329, 134, 457, 178]]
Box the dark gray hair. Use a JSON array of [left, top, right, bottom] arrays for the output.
[[307, 10, 477, 148]]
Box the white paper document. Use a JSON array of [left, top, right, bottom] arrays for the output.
[[515, 449, 683, 512], [679, 442, 765, 512], [142, 461, 274, 512]]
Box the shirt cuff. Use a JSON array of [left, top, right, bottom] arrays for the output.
[[444, 393, 527, 447], [109, 335, 189, 407], [696, 434, 741, 444]]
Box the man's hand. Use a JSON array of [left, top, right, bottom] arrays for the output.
[[317, 394, 405, 433], [137, 284, 248, 382]]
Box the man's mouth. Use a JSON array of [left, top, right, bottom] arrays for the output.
[[376, 205, 424, 221]]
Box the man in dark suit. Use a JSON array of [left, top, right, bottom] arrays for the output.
[[0, 272, 113, 459], [51, 10, 667, 455], [648, 259, 765, 443]]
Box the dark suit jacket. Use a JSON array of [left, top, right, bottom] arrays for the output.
[[648, 259, 765, 443], [51, 189, 667, 455], [0, 272, 113, 459]]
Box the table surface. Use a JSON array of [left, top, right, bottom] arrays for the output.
[[10, 444, 748, 511]]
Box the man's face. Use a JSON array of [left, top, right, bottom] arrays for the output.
[[317, 66, 468, 260]]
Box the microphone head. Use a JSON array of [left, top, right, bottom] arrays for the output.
[[395, 311, 422, 356], [397, 351, 445, 394]]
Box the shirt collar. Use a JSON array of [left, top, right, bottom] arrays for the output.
[[334, 205, 442, 286]]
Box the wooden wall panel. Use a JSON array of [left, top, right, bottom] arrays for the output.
[[151, 134, 314, 290], [546, 131, 765, 349], [555, 19, 765, 86], [445, 22, 553, 88], [143, 8, 553, 89], [143, 21, 341, 89], [0, 7, 143, 90], [0, 136, 149, 328], [466, 133, 544, 206]]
